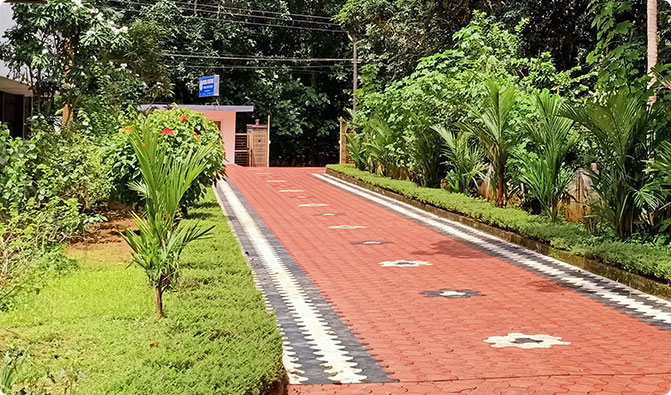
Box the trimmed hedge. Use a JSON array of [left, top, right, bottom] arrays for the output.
[[1, 190, 284, 394], [328, 164, 671, 282]]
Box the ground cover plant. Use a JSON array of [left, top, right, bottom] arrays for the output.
[[0, 192, 284, 394]]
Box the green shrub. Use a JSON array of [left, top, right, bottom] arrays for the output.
[[328, 164, 671, 281], [0, 122, 106, 309], [106, 107, 224, 208]]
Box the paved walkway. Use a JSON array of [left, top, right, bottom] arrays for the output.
[[215, 166, 671, 394]]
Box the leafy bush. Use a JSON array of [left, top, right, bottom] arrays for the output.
[[0, 122, 106, 302], [106, 107, 224, 209], [328, 164, 671, 281], [405, 115, 443, 188], [346, 131, 368, 171], [362, 116, 406, 177]]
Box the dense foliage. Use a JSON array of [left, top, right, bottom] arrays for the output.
[[107, 107, 224, 208], [346, 12, 671, 250], [105, 0, 351, 166], [0, 0, 171, 114], [0, 122, 109, 309]]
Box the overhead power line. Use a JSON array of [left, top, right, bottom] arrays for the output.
[[108, 1, 345, 32], [169, 63, 352, 69], [179, 1, 335, 21], [168, 61, 353, 69], [108, 0, 335, 21], [167, 53, 355, 63], [108, 0, 340, 27], [166, 64, 346, 74]]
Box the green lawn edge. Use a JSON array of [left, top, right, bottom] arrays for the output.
[[327, 164, 671, 283], [1, 189, 285, 394]]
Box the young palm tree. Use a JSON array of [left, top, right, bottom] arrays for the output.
[[364, 116, 403, 177], [122, 120, 218, 317], [519, 91, 578, 221], [433, 125, 486, 195], [563, 90, 665, 239], [461, 80, 518, 206]]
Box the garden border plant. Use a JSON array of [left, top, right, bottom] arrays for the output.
[[326, 164, 671, 296]]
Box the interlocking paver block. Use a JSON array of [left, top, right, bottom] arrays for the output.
[[220, 166, 671, 394]]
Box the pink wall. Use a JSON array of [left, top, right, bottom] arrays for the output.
[[199, 110, 236, 164]]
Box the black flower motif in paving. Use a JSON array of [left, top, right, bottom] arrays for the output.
[[351, 240, 392, 245], [423, 288, 481, 299], [512, 337, 544, 345]]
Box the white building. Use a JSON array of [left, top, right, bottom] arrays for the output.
[[0, 1, 33, 137]]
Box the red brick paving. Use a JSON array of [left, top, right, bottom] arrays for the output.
[[227, 166, 671, 394]]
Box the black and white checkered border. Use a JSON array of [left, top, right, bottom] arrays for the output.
[[314, 173, 671, 331], [214, 180, 395, 385]]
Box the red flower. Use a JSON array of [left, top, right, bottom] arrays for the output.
[[162, 127, 174, 136], [194, 132, 201, 141], [141, 141, 146, 147], [180, 115, 188, 123]]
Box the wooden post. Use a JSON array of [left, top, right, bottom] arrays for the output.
[[339, 121, 348, 164]]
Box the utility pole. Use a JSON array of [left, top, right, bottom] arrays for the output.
[[352, 39, 357, 111], [347, 33, 357, 112]]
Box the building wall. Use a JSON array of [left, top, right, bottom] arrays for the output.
[[0, 4, 14, 78], [199, 110, 236, 164], [0, 5, 32, 138]]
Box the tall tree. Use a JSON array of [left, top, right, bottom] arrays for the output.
[[113, 0, 351, 166], [649, 0, 658, 73]]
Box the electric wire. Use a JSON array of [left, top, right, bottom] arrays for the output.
[[166, 53, 354, 62], [107, 1, 345, 33], [108, 0, 335, 21]]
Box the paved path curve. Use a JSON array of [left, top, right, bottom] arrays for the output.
[[215, 166, 671, 394]]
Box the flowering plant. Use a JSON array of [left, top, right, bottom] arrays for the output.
[[106, 107, 224, 209]]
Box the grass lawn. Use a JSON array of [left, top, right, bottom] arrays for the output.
[[1, 190, 284, 394], [327, 164, 671, 283]]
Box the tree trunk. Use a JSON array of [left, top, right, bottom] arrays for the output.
[[154, 286, 164, 317], [497, 170, 504, 207], [550, 199, 558, 221], [648, 0, 658, 75], [648, 0, 658, 104]]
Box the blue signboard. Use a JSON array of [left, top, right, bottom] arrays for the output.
[[199, 75, 220, 97]]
